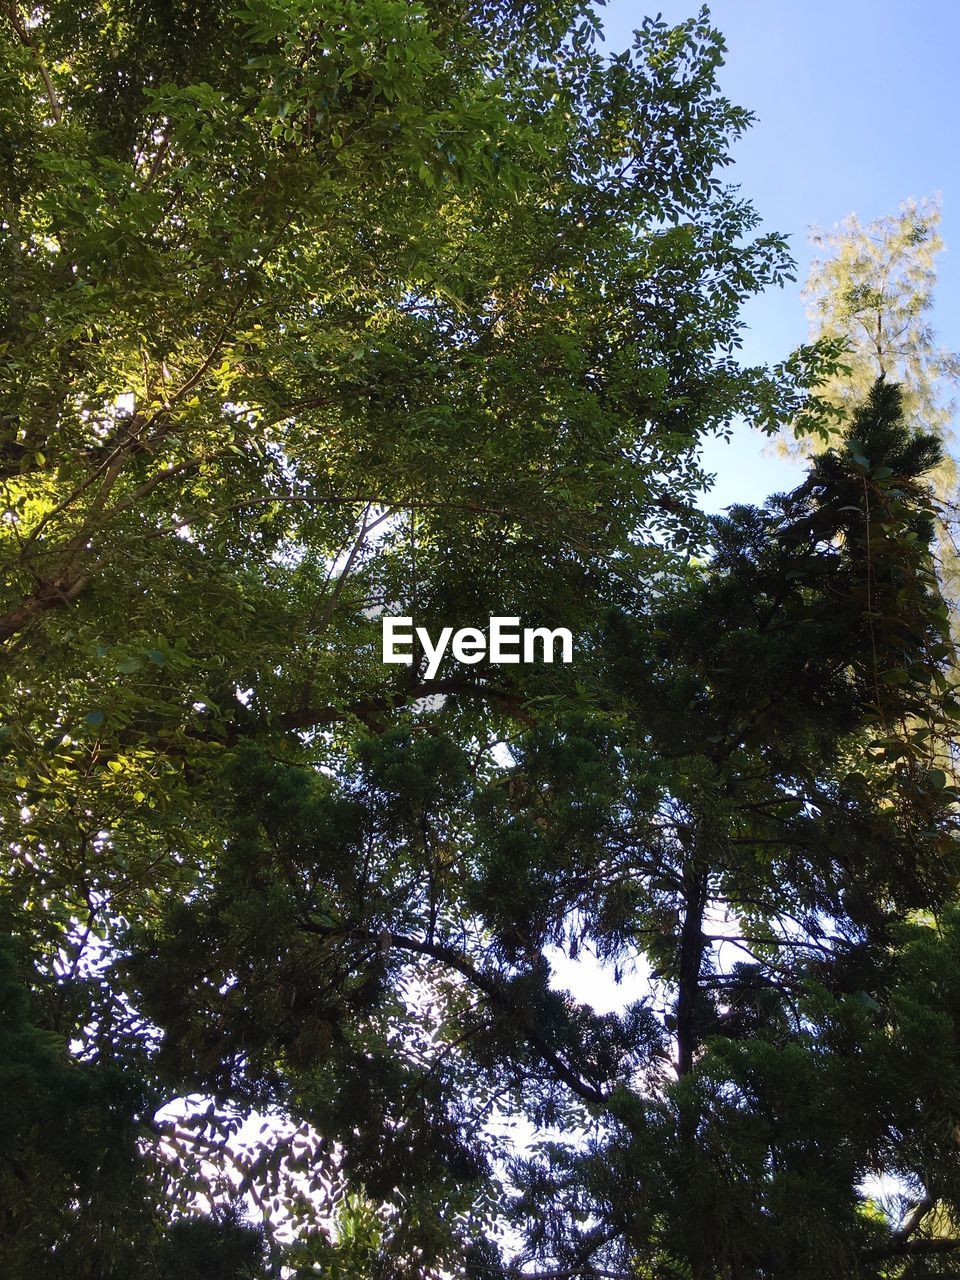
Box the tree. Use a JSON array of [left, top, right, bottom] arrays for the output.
[[798, 197, 960, 606], [129, 383, 960, 1277], [0, 0, 821, 867], [0, 0, 836, 1270], [0, 915, 271, 1277], [804, 199, 959, 439]]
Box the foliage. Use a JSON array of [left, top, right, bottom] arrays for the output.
[[0, 0, 823, 1031], [803, 199, 960, 441], [2, 0, 956, 1276], [0, 910, 269, 1276], [129, 384, 960, 1276], [797, 197, 960, 610]]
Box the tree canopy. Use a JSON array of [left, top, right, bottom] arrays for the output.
[[798, 198, 960, 611], [2, 2, 959, 1278]]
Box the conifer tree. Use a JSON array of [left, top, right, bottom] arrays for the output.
[[799, 198, 960, 608], [129, 383, 960, 1277], [804, 200, 959, 441]]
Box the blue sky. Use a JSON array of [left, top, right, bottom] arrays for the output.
[[599, 0, 960, 508]]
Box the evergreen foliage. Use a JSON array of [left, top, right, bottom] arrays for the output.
[[797, 198, 960, 612], [131, 385, 960, 1276], [1, 1, 958, 1276]]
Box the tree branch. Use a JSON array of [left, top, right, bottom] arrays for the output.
[[4, 3, 62, 123], [305, 922, 610, 1108]]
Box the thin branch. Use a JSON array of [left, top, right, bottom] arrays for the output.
[[894, 1192, 934, 1243], [303, 921, 610, 1108], [4, 3, 62, 123]]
